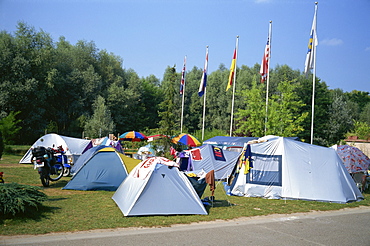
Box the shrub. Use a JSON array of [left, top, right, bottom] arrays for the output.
[[0, 182, 48, 218]]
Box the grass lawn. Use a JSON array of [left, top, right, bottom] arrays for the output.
[[1, 152, 369, 236]]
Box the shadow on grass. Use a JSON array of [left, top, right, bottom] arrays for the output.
[[47, 179, 69, 189], [203, 198, 236, 214], [0, 204, 57, 223]]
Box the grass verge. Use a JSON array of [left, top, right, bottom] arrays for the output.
[[0, 153, 369, 236]]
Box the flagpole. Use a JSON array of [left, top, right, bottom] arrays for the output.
[[229, 36, 239, 137], [180, 55, 186, 133], [310, 2, 318, 145], [201, 46, 209, 141], [264, 21, 272, 135]]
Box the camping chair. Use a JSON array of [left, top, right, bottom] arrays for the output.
[[352, 172, 366, 192]]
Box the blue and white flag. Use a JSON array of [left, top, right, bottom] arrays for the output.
[[198, 47, 208, 97], [304, 3, 318, 76]]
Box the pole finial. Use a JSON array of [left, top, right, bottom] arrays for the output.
[[315, 2, 318, 5]]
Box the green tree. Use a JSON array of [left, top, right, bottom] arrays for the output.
[[323, 89, 354, 145], [295, 75, 331, 144], [360, 102, 370, 125], [235, 77, 265, 137], [185, 66, 203, 133], [346, 121, 370, 140], [158, 66, 178, 136], [267, 80, 308, 136], [0, 111, 22, 145], [84, 96, 114, 138]]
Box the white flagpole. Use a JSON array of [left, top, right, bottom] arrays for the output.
[[180, 55, 186, 133], [310, 2, 318, 145], [201, 46, 209, 141], [229, 36, 239, 137], [264, 21, 272, 135]]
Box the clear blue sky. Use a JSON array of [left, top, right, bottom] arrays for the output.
[[1, 0, 369, 93]]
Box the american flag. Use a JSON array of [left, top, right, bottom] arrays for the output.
[[260, 37, 270, 83]]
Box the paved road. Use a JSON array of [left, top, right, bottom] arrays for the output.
[[2, 207, 370, 246]]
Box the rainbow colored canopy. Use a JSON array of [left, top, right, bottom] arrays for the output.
[[172, 133, 201, 147], [119, 131, 148, 142]]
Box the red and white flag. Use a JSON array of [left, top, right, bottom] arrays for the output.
[[260, 37, 270, 83]]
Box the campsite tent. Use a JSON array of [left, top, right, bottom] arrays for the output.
[[178, 144, 240, 180], [19, 133, 91, 164], [112, 157, 208, 216], [63, 146, 138, 191], [82, 136, 123, 154], [203, 136, 300, 151], [228, 136, 363, 203], [203, 136, 258, 150]]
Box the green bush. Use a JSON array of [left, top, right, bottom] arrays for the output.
[[0, 182, 48, 218]]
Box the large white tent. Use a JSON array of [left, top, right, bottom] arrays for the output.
[[19, 133, 91, 164], [112, 157, 207, 216], [229, 136, 363, 203]]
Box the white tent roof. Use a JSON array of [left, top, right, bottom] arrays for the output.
[[231, 136, 363, 203], [112, 157, 207, 216], [19, 133, 91, 163]]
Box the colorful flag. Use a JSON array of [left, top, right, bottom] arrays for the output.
[[226, 48, 236, 91], [237, 144, 252, 175], [198, 47, 208, 97], [304, 4, 318, 76], [180, 56, 186, 95], [190, 148, 202, 161], [260, 36, 270, 83], [212, 146, 226, 161]]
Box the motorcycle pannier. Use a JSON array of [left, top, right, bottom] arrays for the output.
[[32, 146, 47, 157]]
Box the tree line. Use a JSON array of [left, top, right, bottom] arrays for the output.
[[0, 22, 369, 146]]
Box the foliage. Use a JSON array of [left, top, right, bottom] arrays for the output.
[[0, 22, 369, 146], [235, 78, 308, 137], [0, 182, 48, 218], [323, 89, 354, 145], [0, 111, 22, 144], [235, 77, 265, 137], [359, 102, 370, 125], [346, 121, 370, 140], [158, 66, 178, 137], [84, 95, 114, 138], [266, 80, 308, 136]]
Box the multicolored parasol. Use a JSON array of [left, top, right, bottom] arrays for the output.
[[119, 131, 148, 142], [335, 145, 370, 173], [172, 133, 201, 147]]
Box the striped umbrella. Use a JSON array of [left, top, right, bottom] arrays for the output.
[[172, 133, 201, 147], [119, 131, 148, 142]]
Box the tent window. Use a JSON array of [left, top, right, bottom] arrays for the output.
[[247, 154, 282, 186]]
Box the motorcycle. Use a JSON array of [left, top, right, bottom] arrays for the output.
[[32, 146, 69, 187]]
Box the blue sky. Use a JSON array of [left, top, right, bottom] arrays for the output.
[[1, 0, 369, 93]]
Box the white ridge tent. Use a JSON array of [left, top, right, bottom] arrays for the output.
[[19, 133, 91, 164], [229, 136, 363, 203], [112, 157, 207, 216]]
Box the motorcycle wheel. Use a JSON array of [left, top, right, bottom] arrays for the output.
[[63, 167, 71, 177], [49, 164, 65, 181], [39, 168, 50, 187]]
